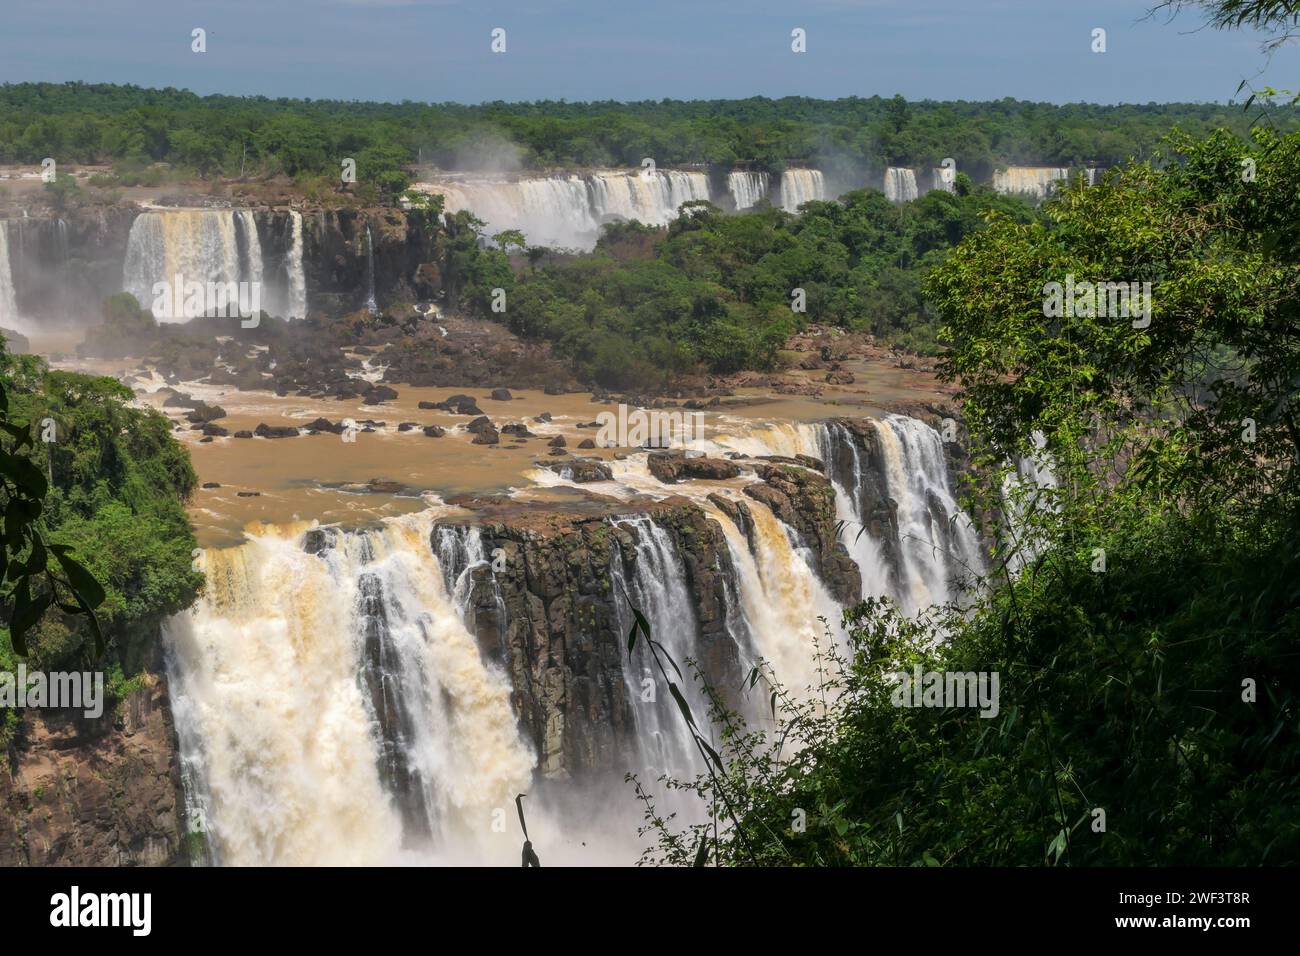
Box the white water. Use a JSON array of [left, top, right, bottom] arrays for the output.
[[884, 167, 919, 203], [779, 169, 825, 212], [287, 211, 306, 319], [168, 413, 986, 864], [415, 169, 710, 251], [727, 171, 770, 210], [123, 209, 305, 321], [992, 166, 1071, 200], [873, 415, 984, 614], [364, 225, 378, 315], [611, 516, 712, 783], [930, 167, 957, 194], [165, 514, 536, 865], [0, 223, 17, 328]]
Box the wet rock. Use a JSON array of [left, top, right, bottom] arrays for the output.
[[545, 459, 611, 482], [489, 388, 513, 401], [442, 394, 483, 416], [534, 412, 552, 423], [577, 438, 596, 449], [647, 452, 741, 484], [254, 423, 299, 438], [201, 482, 221, 489], [201, 422, 228, 437], [306, 417, 344, 434], [236, 491, 261, 497], [363, 385, 399, 404], [185, 401, 226, 424], [397, 422, 419, 432], [422, 425, 445, 438], [548, 435, 566, 448], [233, 430, 253, 439], [501, 423, 534, 438]]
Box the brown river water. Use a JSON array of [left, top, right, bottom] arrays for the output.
[[30, 334, 948, 548]]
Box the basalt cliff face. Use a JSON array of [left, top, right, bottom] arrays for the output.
[[0, 674, 188, 866]]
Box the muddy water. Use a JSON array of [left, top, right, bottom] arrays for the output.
[[44, 348, 948, 548]]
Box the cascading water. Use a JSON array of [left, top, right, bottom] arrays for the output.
[[610, 516, 713, 784], [871, 415, 984, 615], [124, 210, 244, 317], [164, 514, 536, 865], [930, 167, 957, 194], [0, 222, 17, 327], [992, 167, 1071, 200], [779, 169, 825, 212], [414, 169, 710, 251], [727, 171, 770, 210], [167, 412, 992, 863], [363, 225, 378, 315], [123, 208, 306, 321], [588, 169, 710, 227], [883, 167, 919, 202], [287, 211, 306, 318]]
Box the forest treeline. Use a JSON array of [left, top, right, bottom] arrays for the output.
[[636, 124, 1300, 866], [445, 176, 1039, 387], [1, 81, 1290, 185]]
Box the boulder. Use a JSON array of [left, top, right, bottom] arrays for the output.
[[647, 452, 741, 484]]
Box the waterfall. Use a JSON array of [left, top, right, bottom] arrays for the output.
[[930, 167, 957, 194], [0, 223, 17, 327], [124, 210, 243, 318], [779, 169, 825, 212], [414, 169, 710, 252], [992, 167, 1071, 200], [588, 169, 711, 227], [364, 225, 378, 315], [883, 167, 919, 203], [871, 416, 984, 615], [610, 516, 711, 784], [164, 514, 536, 865], [287, 211, 306, 318], [166, 412, 994, 863], [727, 171, 770, 210], [123, 209, 306, 321]]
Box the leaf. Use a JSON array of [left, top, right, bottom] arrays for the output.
[[692, 833, 711, 867], [49, 545, 106, 608], [9, 581, 52, 656], [667, 682, 698, 731], [0, 448, 48, 497]]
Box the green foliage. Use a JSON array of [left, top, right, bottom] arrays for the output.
[[0, 346, 201, 671], [634, 126, 1300, 867], [0, 82, 1291, 182], [468, 184, 1034, 388]]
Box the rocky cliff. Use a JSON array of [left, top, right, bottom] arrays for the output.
[[0, 673, 188, 866]]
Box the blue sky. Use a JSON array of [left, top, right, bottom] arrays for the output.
[[0, 0, 1295, 104]]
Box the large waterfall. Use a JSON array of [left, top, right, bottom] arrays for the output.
[[166, 413, 985, 864], [992, 167, 1071, 200], [779, 169, 825, 212], [727, 171, 770, 210], [165, 514, 536, 865], [415, 169, 710, 251], [0, 223, 17, 327], [123, 209, 305, 321], [883, 167, 919, 203]]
